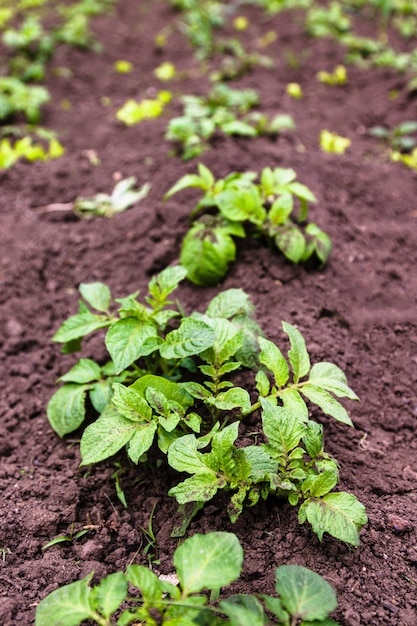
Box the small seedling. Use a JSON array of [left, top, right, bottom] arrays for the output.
[[369, 120, 417, 152], [0, 547, 11, 562], [286, 82, 303, 98], [165, 163, 330, 284], [34, 176, 150, 219], [116, 91, 172, 126], [391, 147, 417, 170], [317, 65, 347, 86], [0, 135, 64, 169], [35, 531, 341, 625], [113, 59, 133, 73], [42, 523, 90, 550], [320, 129, 351, 154], [139, 501, 160, 567], [154, 61, 176, 81]]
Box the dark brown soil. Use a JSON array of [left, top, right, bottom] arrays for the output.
[[1, 2, 417, 624]]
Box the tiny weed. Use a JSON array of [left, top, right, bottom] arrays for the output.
[[320, 129, 351, 154], [317, 64, 348, 86], [116, 91, 172, 126]]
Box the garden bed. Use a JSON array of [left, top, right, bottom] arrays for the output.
[[0, 1, 416, 624]]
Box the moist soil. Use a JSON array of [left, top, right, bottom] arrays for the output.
[[1, 2, 417, 624]]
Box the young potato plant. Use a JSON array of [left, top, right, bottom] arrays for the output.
[[0, 77, 49, 123], [35, 532, 341, 626], [368, 120, 417, 153], [0, 134, 64, 169], [166, 83, 294, 160], [48, 270, 366, 546], [165, 163, 330, 285]]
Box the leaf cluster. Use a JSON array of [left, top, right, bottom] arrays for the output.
[[116, 91, 172, 127], [0, 76, 49, 123], [165, 83, 294, 160], [0, 134, 64, 169], [48, 272, 366, 545], [36, 531, 341, 626], [369, 120, 417, 153], [2, 0, 114, 82], [165, 163, 331, 285]]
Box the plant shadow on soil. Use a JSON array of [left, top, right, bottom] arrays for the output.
[[0, 1, 416, 624]]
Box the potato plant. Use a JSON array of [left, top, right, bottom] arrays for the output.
[[166, 84, 294, 160], [48, 267, 367, 546], [165, 164, 330, 285]]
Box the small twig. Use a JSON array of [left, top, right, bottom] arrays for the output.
[[32, 202, 74, 214]]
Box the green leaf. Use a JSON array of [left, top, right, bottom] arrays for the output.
[[261, 398, 306, 455], [305, 223, 332, 265], [261, 596, 289, 622], [131, 375, 194, 410], [221, 119, 258, 136], [259, 337, 289, 387], [216, 187, 266, 224], [220, 594, 265, 625], [105, 319, 158, 373], [174, 532, 243, 595], [301, 385, 353, 427], [208, 387, 251, 413], [243, 445, 277, 481], [164, 173, 210, 199], [275, 226, 306, 263], [208, 317, 244, 364], [287, 182, 317, 203], [59, 359, 102, 384], [279, 388, 309, 422], [168, 473, 221, 504], [47, 384, 88, 437], [180, 224, 236, 286], [35, 573, 96, 626], [52, 312, 111, 343], [80, 409, 136, 465], [233, 315, 264, 369], [161, 318, 216, 359], [209, 422, 240, 472], [255, 370, 270, 396], [275, 565, 337, 621], [302, 421, 323, 458], [89, 381, 113, 413], [271, 167, 297, 189], [300, 492, 368, 546], [111, 383, 152, 422], [127, 421, 158, 463], [205, 288, 254, 319], [282, 322, 311, 383], [79, 282, 111, 312], [168, 434, 214, 475], [181, 381, 211, 400], [269, 193, 294, 225], [125, 565, 164, 602], [93, 572, 127, 618], [147, 265, 188, 301], [309, 363, 358, 400], [303, 470, 338, 497]]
